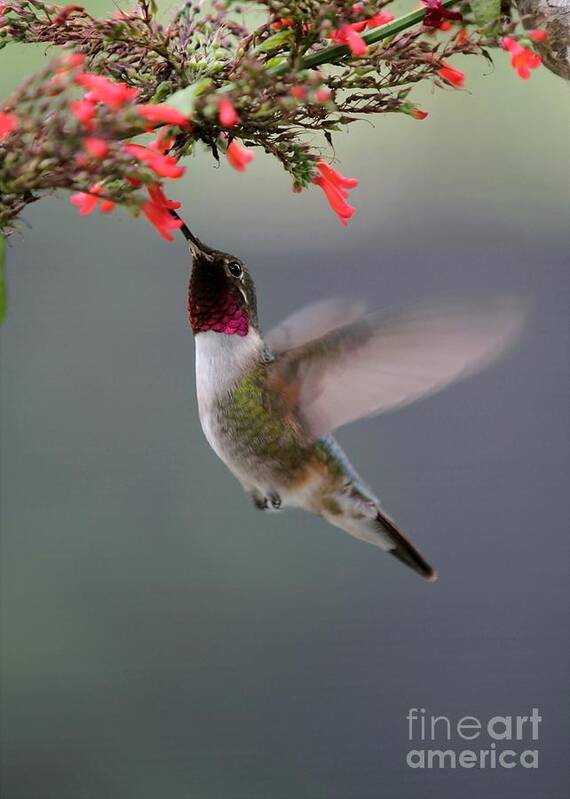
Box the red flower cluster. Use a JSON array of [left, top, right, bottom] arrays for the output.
[[70, 183, 114, 215], [71, 181, 183, 240], [330, 6, 395, 56], [76, 73, 139, 109], [421, 0, 462, 30], [313, 161, 358, 226], [0, 110, 18, 141], [501, 37, 542, 80], [64, 63, 189, 240]]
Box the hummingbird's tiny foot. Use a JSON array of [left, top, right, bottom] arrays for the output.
[[251, 494, 269, 511], [269, 492, 282, 510]]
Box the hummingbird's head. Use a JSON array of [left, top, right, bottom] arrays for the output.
[[175, 213, 258, 337]]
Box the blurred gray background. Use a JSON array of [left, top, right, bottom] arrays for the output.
[[1, 3, 569, 797]]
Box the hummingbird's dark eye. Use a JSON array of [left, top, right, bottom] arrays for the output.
[[227, 261, 243, 278]]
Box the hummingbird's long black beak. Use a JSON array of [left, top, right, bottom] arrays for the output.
[[169, 210, 214, 258]]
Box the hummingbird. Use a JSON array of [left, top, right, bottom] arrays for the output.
[[176, 215, 523, 581]]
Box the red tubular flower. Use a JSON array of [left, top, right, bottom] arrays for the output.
[[501, 36, 541, 80], [136, 104, 190, 128], [410, 107, 429, 120], [313, 177, 356, 226], [44, 75, 67, 97], [60, 52, 85, 71], [70, 189, 100, 216], [99, 199, 116, 214], [84, 137, 109, 159], [218, 97, 239, 127], [437, 61, 465, 87], [529, 29, 548, 43], [142, 200, 183, 241], [0, 111, 18, 141], [149, 132, 175, 153], [316, 161, 359, 190], [75, 73, 139, 110], [367, 12, 395, 28], [271, 18, 295, 30], [54, 5, 84, 25], [421, 0, 462, 29], [147, 184, 181, 210], [456, 28, 469, 46], [226, 140, 254, 172], [332, 24, 368, 56], [329, 9, 394, 51], [313, 161, 358, 226], [70, 99, 95, 130], [501, 36, 517, 50], [350, 20, 367, 33], [344, 25, 368, 56], [123, 143, 185, 179]]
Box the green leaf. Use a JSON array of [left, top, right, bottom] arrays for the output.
[[0, 233, 6, 324], [265, 55, 288, 71], [165, 78, 213, 115], [257, 30, 294, 53], [469, 0, 500, 28]]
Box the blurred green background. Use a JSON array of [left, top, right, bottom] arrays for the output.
[[1, 3, 569, 798]]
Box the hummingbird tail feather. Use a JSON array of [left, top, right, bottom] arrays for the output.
[[321, 494, 437, 581], [375, 508, 437, 582]]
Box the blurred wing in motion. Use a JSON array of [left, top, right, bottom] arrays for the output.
[[269, 297, 525, 439], [266, 297, 367, 355]]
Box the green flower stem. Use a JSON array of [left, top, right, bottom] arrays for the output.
[[269, 1, 461, 75]]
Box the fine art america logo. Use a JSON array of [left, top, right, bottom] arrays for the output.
[[405, 708, 542, 769]]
